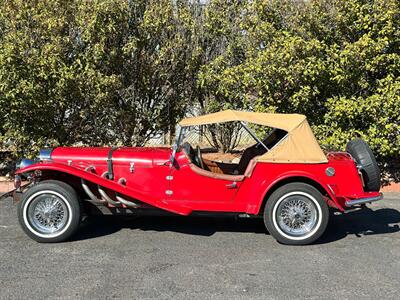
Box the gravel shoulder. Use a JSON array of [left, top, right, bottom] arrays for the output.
[[0, 193, 399, 299]]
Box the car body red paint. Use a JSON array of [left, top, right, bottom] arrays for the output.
[[15, 146, 380, 216]]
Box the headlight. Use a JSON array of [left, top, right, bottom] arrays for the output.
[[16, 158, 35, 170], [38, 148, 53, 161]]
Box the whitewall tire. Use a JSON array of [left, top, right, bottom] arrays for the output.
[[18, 180, 81, 243], [263, 183, 329, 245]]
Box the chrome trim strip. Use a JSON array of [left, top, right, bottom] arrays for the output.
[[327, 184, 336, 196], [357, 167, 365, 187], [345, 193, 383, 207]]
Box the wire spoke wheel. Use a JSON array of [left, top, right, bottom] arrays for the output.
[[276, 195, 318, 237], [18, 181, 81, 243], [27, 193, 69, 235], [264, 183, 329, 245]]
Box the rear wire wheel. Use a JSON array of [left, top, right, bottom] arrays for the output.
[[264, 183, 329, 245]]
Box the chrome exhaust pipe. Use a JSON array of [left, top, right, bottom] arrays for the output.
[[84, 171, 138, 208], [85, 166, 96, 173], [98, 186, 121, 206], [98, 172, 121, 206], [116, 177, 140, 207], [116, 195, 140, 208], [81, 179, 105, 204]]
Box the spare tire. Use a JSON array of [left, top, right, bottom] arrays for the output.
[[346, 138, 380, 192]]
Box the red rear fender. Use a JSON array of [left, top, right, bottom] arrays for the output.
[[254, 172, 343, 214]]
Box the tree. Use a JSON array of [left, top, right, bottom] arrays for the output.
[[0, 0, 200, 154], [0, 0, 123, 153], [198, 0, 400, 161], [108, 0, 196, 146]]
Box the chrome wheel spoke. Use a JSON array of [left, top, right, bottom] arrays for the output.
[[276, 194, 318, 237], [27, 194, 68, 235]]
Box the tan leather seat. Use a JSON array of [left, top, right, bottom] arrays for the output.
[[202, 158, 237, 174], [182, 146, 258, 181]]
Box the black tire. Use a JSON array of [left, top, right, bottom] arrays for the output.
[[17, 180, 81, 243], [263, 183, 329, 245], [346, 138, 380, 192]]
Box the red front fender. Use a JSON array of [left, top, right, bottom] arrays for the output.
[[16, 163, 192, 216]]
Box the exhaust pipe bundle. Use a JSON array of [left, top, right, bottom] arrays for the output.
[[81, 167, 140, 208]]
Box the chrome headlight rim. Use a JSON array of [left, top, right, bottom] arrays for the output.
[[16, 158, 36, 170], [38, 148, 53, 161]]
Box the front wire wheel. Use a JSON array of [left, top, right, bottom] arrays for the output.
[[26, 191, 70, 237], [264, 183, 329, 245], [18, 180, 81, 243]]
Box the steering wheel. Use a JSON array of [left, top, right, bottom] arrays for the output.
[[182, 142, 204, 169], [182, 142, 192, 156], [195, 146, 205, 169]]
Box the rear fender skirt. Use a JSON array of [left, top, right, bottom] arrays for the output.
[[16, 163, 192, 216], [258, 172, 343, 213]]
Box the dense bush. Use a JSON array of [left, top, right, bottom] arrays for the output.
[[0, 0, 399, 166], [0, 0, 196, 153], [199, 0, 400, 162]]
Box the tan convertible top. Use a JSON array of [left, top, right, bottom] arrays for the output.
[[179, 110, 328, 163]]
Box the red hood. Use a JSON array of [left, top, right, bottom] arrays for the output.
[[50, 147, 172, 167]]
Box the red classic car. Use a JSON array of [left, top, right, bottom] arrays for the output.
[[13, 110, 382, 245]]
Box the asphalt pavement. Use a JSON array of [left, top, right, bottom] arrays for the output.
[[0, 193, 399, 299]]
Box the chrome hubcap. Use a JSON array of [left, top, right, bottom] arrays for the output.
[[276, 195, 318, 237], [27, 194, 68, 235]]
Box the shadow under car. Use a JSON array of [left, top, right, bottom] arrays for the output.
[[72, 207, 400, 244]]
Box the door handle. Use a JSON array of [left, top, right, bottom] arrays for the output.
[[156, 160, 171, 166], [226, 182, 237, 189]]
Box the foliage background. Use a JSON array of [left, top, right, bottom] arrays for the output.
[[0, 0, 399, 171]]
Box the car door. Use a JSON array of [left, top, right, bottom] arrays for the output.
[[167, 151, 243, 210]]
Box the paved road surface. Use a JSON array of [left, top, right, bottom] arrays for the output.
[[0, 194, 399, 299]]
